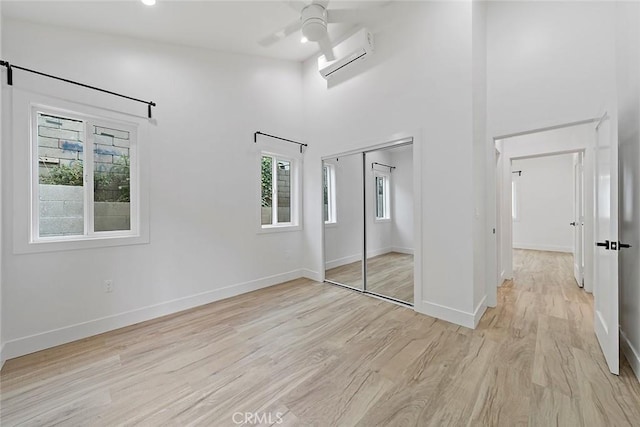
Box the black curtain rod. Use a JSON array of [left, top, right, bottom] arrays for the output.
[[372, 162, 396, 171], [512, 170, 522, 176], [254, 131, 308, 153], [0, 60, 156, 119]]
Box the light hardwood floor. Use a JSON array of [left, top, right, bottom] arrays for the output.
[[325, 252, 414, 304], [1, 249, 639, 426]]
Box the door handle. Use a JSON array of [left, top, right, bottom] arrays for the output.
[[596, 240, 610, 249], [619, 242, 632, 249], [570, 222, 577, 226]]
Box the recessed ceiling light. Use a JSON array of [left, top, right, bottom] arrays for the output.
[[300, 36, 308, 44], [141, 0, 156, 5]]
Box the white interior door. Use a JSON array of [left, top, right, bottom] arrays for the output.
[[593, 114, 619, 375], [573, 155, 584, 286]]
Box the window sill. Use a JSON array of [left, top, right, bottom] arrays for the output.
[[15, 233, 149, 254], [258, 224, 302, 234]]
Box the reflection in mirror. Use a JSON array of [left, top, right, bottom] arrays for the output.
[[365, 144, 414, 304], [324, 153, 364, 290]]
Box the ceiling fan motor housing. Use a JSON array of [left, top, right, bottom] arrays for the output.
[[301, 4, 328, 42]]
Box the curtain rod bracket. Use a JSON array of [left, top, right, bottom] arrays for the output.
[[254, 131, 308, 154], [147, 102, 157, 119], [1, 60, 13, 86]]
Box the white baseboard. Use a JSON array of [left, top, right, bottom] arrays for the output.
[[621, 330, 640, 383], [0, 343, 5, 371], [325, 254, 361, 270], [301, 269, 322, 282], [418, 300, 479, 329], [513, 243, 573, 253], [473, 296, 487, 328], [2, 269, 306, 361], [391, 246, 414, 255], [325, 247, 394, 270], [367, 247, 393, 258]]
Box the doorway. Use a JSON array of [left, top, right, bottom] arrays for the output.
[[323, 140, 415, 306], [510, 152, 584, 288], [494, 122, 595, 293]]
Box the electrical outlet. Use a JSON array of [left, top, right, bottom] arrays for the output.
[[104, 279, 114, 293]]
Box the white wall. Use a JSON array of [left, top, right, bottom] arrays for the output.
[[302, 1, 486, 327], [390, 145, 413, 253], [1, 19, 306, 359], [616, 1, 640, 381], [512, 154, 574, 252], [473, 0, 488, 310], [487, 1, 616, 138]]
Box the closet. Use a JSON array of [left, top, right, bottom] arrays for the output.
[[323, 140, 414, 305]]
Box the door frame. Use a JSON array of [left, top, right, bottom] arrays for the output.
[[487, 118, 600, 308], [573, 152, 585, 287]]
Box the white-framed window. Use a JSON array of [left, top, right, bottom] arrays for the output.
[[260, 152, 300, 230], [374, 172, 390, 221], [31, 105, 139, 242], [323, 163, 336, 224], [512, 180, 519, 221]]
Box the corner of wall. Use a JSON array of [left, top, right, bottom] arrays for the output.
[[419, 297, 484, 330]]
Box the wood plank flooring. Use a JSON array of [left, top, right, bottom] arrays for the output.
[[1, 249, 639, 426], [325, 252, 414, 304]]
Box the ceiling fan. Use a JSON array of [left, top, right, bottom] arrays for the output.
[[258, 0, 365, 61]]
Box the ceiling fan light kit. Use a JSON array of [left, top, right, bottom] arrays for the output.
[[301, 4, 328, 42], [258, 0, 372, 65]]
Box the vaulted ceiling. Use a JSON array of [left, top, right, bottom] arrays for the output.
[[2, 0, 392, 62]]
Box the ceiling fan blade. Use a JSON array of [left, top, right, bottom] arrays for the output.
[[258, 19, 303, 47], [318, 35, 335, 61], [284, 1, 308, 13], [327, 8, 368, 23], [312, 0, 330, 8]]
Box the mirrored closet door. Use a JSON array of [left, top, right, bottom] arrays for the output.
[[365, 144, 414, 304], [323, 141, 414, 306], [323, 153, 364, 290]]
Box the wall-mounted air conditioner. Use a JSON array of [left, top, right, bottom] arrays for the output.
[[318, 28, 374, 80]]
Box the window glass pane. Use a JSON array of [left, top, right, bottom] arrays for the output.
[[37, 112, 85, 237], [93, 125, 131, 232], [277, 159, 291, 223], [323, 166, 329, 222], [376, 176, 385, 218], [261, 156, 273, 225], [512, 181, 517, 220]]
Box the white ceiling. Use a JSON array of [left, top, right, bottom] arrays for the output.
[[2, 0, 392, 62]]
